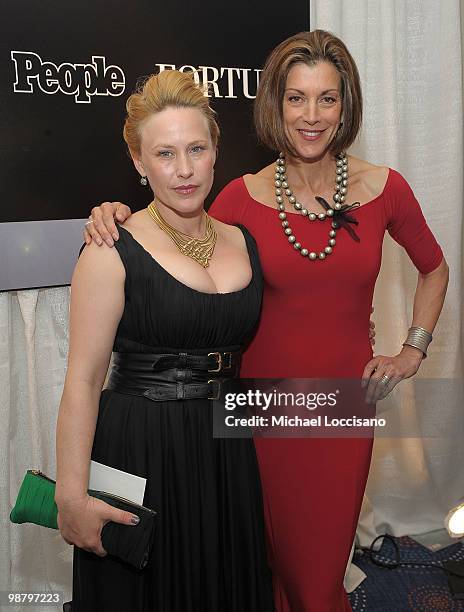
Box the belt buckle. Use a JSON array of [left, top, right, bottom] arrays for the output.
[[208, 352, 222, 372], [208, 379, 222, 400], [223, 351, 233, 370]]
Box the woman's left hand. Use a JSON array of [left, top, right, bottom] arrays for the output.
[[361, 345, 424, 403]]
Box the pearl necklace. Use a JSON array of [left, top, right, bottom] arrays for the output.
[[275, 152, 349, 261]]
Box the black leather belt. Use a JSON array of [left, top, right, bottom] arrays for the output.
[[106, 350, 241, 402]]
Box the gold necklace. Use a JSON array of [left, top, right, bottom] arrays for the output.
[[147, 201, 217, 268]]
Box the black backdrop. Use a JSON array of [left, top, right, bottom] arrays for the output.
[[1, 0, 310, 223]]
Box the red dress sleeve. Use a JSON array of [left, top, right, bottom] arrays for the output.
[[385, 169, 444, 274], [208, 177, 248, 224]]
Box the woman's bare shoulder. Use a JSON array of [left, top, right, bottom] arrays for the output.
[[120, 209, 160, 245], [212, 217, 245, 244], [243, 163, 275, 203], [122, 209, 149, 232], [244, 162, 275, 183], [348, 156, 390, 198], [76, 239, 125, 284]]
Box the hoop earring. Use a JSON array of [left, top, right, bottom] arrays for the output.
[[140, 176, 148, 186]]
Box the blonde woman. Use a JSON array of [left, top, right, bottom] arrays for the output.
[[56, 70, 274, 612]]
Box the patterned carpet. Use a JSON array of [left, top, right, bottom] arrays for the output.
[[349, 536, 464, 611]]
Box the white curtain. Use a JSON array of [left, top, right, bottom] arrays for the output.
[[310, 0, 464, 580], [1, 288, 72, 611]]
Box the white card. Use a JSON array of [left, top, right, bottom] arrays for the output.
[[88, 460, 147, 506]]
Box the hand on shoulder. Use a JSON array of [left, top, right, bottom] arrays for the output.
[[84, 201, 132, 247]]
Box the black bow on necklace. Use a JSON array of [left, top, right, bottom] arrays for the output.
[[315, 196, 361, 243]]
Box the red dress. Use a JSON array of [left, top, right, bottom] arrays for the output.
[[209, 168, 443, 612]]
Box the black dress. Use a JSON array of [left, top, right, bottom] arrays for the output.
[[71, 225, 274, 612]]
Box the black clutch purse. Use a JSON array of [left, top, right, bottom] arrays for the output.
[[91, 489, 156, 569], [10, 470, 157, 570]]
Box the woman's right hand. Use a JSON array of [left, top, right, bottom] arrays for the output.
[[57, 494, 140, 557], [84, 202, 132, 247]]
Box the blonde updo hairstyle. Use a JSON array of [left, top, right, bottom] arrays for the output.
[[123, 69, 220, 157]]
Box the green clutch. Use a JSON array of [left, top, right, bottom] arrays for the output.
[[10, 470, 59, 529]]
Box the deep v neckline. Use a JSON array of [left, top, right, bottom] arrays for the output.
[[117, 224, 255, 296]]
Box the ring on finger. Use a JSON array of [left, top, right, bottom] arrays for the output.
[[380, 374, 390, 385], [85, 219, 94, 226]]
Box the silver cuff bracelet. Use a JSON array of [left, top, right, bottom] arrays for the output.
[[402, 326, 433, 358]]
